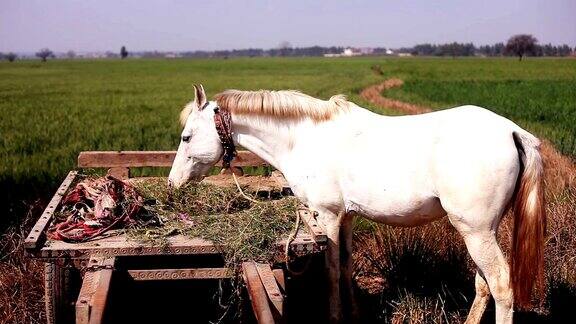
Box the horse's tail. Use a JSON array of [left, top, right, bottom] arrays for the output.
[[511, 130, 546, 309]]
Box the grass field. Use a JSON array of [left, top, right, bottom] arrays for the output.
[[1, 57, 574, 224], [1, 56, 575, 323]]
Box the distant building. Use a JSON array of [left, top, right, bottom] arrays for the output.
[[358, 47, 374, 55], [324, 47, 364, 57], [165, 52, 181, 59]]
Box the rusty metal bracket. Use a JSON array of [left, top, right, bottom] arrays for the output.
[[127, 268, 233, 281]]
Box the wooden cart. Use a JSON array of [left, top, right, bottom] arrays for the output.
[[25, 151, 328, 324]]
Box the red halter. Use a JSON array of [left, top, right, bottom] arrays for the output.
[[201, 102, 236, 169]]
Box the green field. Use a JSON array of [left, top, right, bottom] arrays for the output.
[[1, 56, 575, 322], [1, 57, 575, 222]]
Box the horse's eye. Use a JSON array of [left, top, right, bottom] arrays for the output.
[[182, 135, 191, 143]]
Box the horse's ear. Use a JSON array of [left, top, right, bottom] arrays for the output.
[[193, 84, 207, 108]]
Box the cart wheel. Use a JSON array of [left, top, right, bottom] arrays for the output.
[[44, 262, 80, 324]]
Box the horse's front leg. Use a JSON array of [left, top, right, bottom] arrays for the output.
[[323, 213, 343, 323], [340, 214, 359, 323]]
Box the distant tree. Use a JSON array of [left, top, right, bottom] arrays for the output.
[[493, 42, 505, 56], [278, 41, 292, 57], [66, 50, 76, 59], [36, 48, 54, 62], [105, 51, 119, 58], [505, 34, 537, 61], [558, 44, 572, 56], [120, 46, 128, 59], [6, 52, 17, 62], [413, 43, 434, 56]]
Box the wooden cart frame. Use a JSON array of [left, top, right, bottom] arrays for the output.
[[25, 151, 327, 324]]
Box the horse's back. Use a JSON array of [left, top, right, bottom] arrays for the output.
[[334, 105, 526, 226]]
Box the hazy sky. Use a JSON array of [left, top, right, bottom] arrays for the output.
[[1, 0, 574, 52]]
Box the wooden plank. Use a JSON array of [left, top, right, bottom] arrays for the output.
[[40, 234, 220, 258], [76, 257, 115, 324], [298, 208, 327, 243], [39, 231, 322, 259], [76, 269, 94, 324], [25, 171, 78, 250], [272, 269, 285, 293], [255, 263, 284, 318], [78, 151, 174, 168], [270, 171, 292, 196], [77, 150, 267, 168], [127, 268, 232, 280], [242, 262, 275, 324]]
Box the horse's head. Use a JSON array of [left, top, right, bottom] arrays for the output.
[[168, 85, 223, 188]]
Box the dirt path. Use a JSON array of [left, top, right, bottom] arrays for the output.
[[359, 79, 576, 193], [360, 78, 431, 115]]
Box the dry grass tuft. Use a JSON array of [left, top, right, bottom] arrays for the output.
[[131, 178, 298, 267], [354, 220, 473, 323], [355, 185, 576, 322], [541, 140, 576, 195], [387, 291, 464, 324], [0, 205, 46, 324]]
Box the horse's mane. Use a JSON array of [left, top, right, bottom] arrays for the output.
[[180, 89, 353, 125], [214, 89, 352, 121]]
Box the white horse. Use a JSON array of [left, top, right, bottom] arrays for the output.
[[169, 85, 546, 324]]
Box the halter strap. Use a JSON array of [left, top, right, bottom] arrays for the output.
[[199, 101, 236, 168], [212, 106, 237, 169]]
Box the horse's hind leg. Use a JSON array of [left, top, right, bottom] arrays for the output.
[[464, 271, 491, 324], [340, 214, 359, 323], [458, 228, 513, 324], [323, 214, 343, 323]]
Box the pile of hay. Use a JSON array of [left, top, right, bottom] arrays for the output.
[[130, 178, 299, 267]]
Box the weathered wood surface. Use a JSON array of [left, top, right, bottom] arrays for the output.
[[242, 262, 276, 324], [272, 269, 285, 292], [40, 234, 219, 258], [37, 231, 321, 259], [76, 257, 115, 324], [127, 268, 233, 281], [255, 263, 284, 318], [270, 171, 292, 196], [25, 171, 78, 250], [78, 150, 267, 168]]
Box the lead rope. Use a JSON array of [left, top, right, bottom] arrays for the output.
[[231, 172, 260, 204], [284, 210, 307, 275], [232, 170, 307, 274]]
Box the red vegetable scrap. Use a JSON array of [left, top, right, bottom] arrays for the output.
[[47, 175, 144, 242]]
